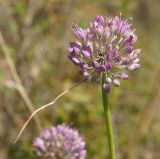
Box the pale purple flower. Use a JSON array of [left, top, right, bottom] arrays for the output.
[[33, 125, 86, 159], [67, 15, 141, 93]]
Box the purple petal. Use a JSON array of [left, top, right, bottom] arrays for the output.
[[81, 71, 91, 80], [105, 63, 112, 70], [82, 50, 91, 58], [70, 42, 81, 48], [125, 46, 133, 54], [114, 56, 121, 63], [68, 47, 74, 53], [33, 138, 46, 151], [104, 27, 110, 38], [69, 42, 81, 55], [92, 61, 100, 68], [68, 56, 80, 65], [41, 130, 51, 140], [82, 45, 91, 58], [96, 15, 104, 25], [72, 24, 87, 41], [98, 65, 106, 72], [122, 58, 130, 65], [80, 62, 88, 69]]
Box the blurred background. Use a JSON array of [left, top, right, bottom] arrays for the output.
[[0, 0, 160, 159]]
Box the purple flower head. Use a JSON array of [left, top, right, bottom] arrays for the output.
[[67, 14, 141, 93], [33, 125, 86, 159]]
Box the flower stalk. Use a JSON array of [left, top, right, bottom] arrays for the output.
[[102, 74, 116, 159]]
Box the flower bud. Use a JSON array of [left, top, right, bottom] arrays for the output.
[[99, 65, 106, 72], [33, 138, 46, 151], [105, 63, 112, 70], [128, 63, 140, 70], [92, 61, 100, 68], [122, 58, 130, 65], [133, 58, 139, 63], [96, 15, 105, 25], [83, 71, 91, 80], [113, 79, 120, 87], [125, 46, 133, 54], [103, 83, 110, 93], [114, 56, 121, 63], [80, 62, 89, 69], [82, 45, 91, 58], [120, 73, 128, 80], [72, 24, 87, 41], [106, 77, 112, 83], [68, 56, 80, 65], [104, 27, 110, 38]]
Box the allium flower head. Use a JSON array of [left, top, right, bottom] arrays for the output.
[[67, 14, 141, 93], [33, 125, 86, 159]]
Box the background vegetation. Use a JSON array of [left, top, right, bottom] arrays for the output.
[[0, 0, 160, 159]]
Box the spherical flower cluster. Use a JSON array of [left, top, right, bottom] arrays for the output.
[[67, 15, 141, 93], [33, 125, 86, 159]]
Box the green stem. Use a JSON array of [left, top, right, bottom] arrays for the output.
[[101, 74, 116, 159]]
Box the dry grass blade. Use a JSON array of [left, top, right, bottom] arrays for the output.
[[0, 31, 41, 131], [13, 79, 84, 144]]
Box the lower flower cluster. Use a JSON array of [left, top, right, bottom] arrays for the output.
[[33, 125, 86, 159]]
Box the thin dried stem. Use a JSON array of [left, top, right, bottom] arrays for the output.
[[13, 79, 84, 144], [0, 31, 41, 131]]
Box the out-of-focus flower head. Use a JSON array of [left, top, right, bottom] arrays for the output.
[[67, 14, 141, 93], [33, 124, 86, 159]]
